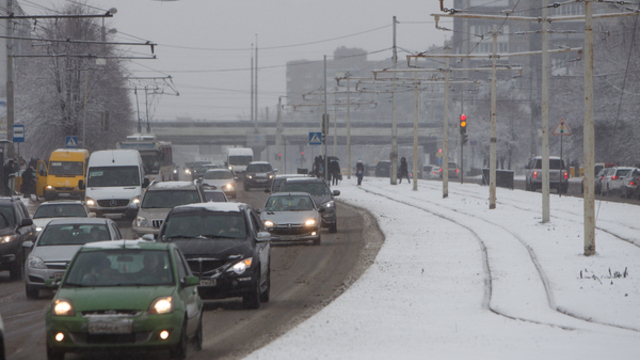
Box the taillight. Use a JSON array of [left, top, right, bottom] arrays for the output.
[[631, 181, 636, 186], [563, 172, 568, 180], [456, 169, 459, 173], [533, 171, 538, 179], [439, 169, 442, 172], [612, 175, 618, 180]]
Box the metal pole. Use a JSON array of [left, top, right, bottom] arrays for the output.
[[255, 37, 258, 123], [333, 87, 337, 156], [442, 47, 450, 198], [541, 0, 551, 222], [250, 47, 254, 123], [347, 78, 351, 179], [82, 71, 88, 149], [413, 72, 419, 190], [391, 16, 398, 185], [489, 25, 498, 209], [584, 0, 596, 255], [276, 96, 283, 171], [324, 55, 329, 182], [6, 0, 13, 157]]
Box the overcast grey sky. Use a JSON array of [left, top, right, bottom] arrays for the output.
[[20, 0, 449, 121]]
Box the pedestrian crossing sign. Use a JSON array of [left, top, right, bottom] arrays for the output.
[[65, 136, 78, 149], [309, 132, 322, 146]]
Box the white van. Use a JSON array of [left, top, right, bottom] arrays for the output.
[[84, 150, 149, 219], [226, 147, 253, 176]]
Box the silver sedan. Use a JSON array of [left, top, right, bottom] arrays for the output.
[[260, 192, 323, 245]]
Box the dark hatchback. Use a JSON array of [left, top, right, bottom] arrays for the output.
[[279, 177, 339, 233], [244, 162, 275, 190], [157, 202, 271, 309], [0, 197, 36, 281]]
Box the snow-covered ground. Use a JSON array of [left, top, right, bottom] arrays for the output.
[[245, 176, 640, 359]]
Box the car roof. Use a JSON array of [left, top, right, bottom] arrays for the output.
[[249, 161, 271, 165], [284, 177, 325, 184], [173, 202, 246, 213], [39, 200, 85, 206], [81, 239, 172, 251], [205, 168, 232, 173], [274, 174, 310, 178], [148, 181, 197, 190], [47, 218, 111, 225], [269, 191, 313, 198]]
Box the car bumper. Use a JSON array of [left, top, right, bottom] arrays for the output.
[[195, 272, 257, 300], [46, 311, 184, 352], [244, 179, 272, 188], [268, 228, 321, 242], [26, 266, 67, 287]]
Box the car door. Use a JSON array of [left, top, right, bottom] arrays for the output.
[[249, 210, 270, 284], [173, 248, 201, 334], [16, 202, 35, 242]]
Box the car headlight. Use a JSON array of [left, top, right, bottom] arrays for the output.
[[304, 219, 317, 227], [228, 166, 233, 171], [28, 255, 46, 269], [0, 235, 17, 244], [185, 169, 191, 174], [247, 175, 253, 179], [135, 216, 149, 228], [264, 220, 274, 228], [225, 183, 235, 189], [46, 185, 54, 190], [268, 174, 274, 179], [131, 196, 141, 205], [149, 296, 174, 315], [323, 201, 335, 209], [86, 198, 96, 207], [53, 299, 75, 316], [229, 258, 252, 275], [36, 226, 43, 233]]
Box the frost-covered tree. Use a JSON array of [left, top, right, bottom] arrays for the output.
[[15, 3, 133, 160]]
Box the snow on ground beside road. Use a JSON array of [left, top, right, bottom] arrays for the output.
[[245, 176, 640, 359]]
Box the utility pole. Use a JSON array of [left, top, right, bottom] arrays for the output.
[[489, 25, 498, 209], [6, 0, 13, 157], [323, 55, 329, 182], [583, 0, 595, 256], [250, 45, 254, 124], [412, 72, 419, 191], [276, 96, 284, 172], [390, 15, 398, 185], [255, 36, 258, 124], [442, 47, 450, 198], [541, 0, 550, 222], [347, 78, 351, 179]]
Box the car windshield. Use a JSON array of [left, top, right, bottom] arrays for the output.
[[87, 166, 140, 187], [142, 190, 200, 208], [281, 182, 327, 196], [162, 212, 246, 240], [0, 205, 15, 227], [204, 191, 227, 202], [48, 161, 84, 176], [246, 164, 273, 173], [64, 250, 174, 287], [204, 171, 233, 180], [229, 155, 252, 166], [265, 196, 313, 211], [38, 224, 109, 246], [34, 204, 87, 219]]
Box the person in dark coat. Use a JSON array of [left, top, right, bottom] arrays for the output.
[[3, 159, 18, 196], [355, 159, 365, 186], [21, 166, 35, 200], [398, 157, 410, 184], [329, 159, 341, 185]]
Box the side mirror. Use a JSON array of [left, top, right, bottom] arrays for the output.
[[20, 218, 33, 227], [273, 169, 279, 173], [143, 178, 150, 189], [332, 190, 340, 196], [22, 240, 34, 249], [182, 275, 200, 287], [142, 234, 155, 241], [264, 188, 271, 193], [78, 179, 85, 190], [256, 231, 271, 242]]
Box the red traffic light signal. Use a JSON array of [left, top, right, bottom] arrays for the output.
[[460, 114, 467, 128]]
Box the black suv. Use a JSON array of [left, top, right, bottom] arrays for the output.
[[0, 197, 36, 280], [280, 177, 340, 233], [157, 202, 271, 309], [244, 161, 275, 190]]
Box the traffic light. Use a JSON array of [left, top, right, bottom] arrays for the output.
[[278, 153, 282, 160], [274, 153, 282, 161], [460, 114, 467, 134]]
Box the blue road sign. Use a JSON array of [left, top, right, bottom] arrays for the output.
[[309, 132, 322, 146], [65, 136, 78, 149], [12, 125, 24, 143]]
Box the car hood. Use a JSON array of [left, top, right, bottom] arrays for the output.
[[261, 210, 318, 224], [33, 218, 54, 229], [56, 286, 175, 312], [167, 238, 253, 258], [310, 194, 332, 206], [137, 208, 171, 220], [202, 179, 235, 188], [32, 245, 84, 262], [0, 225, 18, 236], [86, 187, 139, 200]]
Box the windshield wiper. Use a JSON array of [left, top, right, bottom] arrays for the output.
[[201, 234, 236, 239]]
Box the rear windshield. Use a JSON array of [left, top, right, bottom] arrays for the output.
[[34, 204, 87, 219], [142, 190, 201, 208], [205, 192, 227, 202], [533, 159, 565, 170], [38, 224, 109, 246], [615, 169, 631, 177]]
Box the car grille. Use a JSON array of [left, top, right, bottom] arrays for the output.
[[186, 258, 228, 276], [151, 220, 164, 228], [45, 262, 68, 270], [270, 224, 308, 236], [97, 199, 129, 207], [71, 332, 152, 345], [81, 310, 142, 318], [54, 187, 75, 191]]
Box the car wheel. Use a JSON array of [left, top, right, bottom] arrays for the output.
[[169, 320, 188, 360], [242, 270, 261, 310], [46, 340, 64, 360], [26, 284, 39, 299], [9, 249, 23, 281], [259, 264, 271, 303], [191, 314, 203, 351]]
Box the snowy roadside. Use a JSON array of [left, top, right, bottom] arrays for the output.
[[245, 177, 640, 359]]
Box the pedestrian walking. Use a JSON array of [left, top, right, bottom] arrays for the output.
[[3, 159, 18, 196], [398, 157, 410, 184], [355, 159, 365, 186], [21, 166, 35, 200], [329, 159, 341, 186]]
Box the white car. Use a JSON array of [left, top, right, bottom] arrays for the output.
[[202, 169, 237, 198], [601, 167, 635, 196]]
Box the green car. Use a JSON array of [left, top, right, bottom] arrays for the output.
[[45, 240, 203, 360]]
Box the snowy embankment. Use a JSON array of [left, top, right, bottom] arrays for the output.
[[245, 176, 640, 359]]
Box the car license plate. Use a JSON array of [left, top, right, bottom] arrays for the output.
[[88, 319, 132, 334], [280, 235, 298, 241], [199, 279, 216, 286], [53, 272, 64, 280]]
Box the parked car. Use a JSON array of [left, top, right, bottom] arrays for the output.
[[157, 202, 271, 309], [0, 197, 36, 281], [32, 200, 95, 237], [260, 192, 323, 245], [601, 167, 634, 196], [244, 161, 276, 190], [132, 181, 205, 238], [23, 218, 122, 299], [280, 177, 339, 233], [620, 168, 640, 199], [203, 188, 229, 202], [45, 240, 203, 360], [524, 156, 569, 193], [202, 169, 237, 198], [375, 160, 392, 177]]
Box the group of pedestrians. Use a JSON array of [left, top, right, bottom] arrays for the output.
[[312, 156, 342, 185], [2, 157, 37, 199]]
